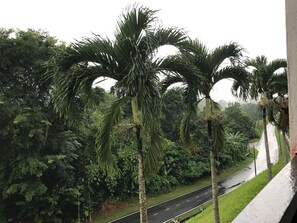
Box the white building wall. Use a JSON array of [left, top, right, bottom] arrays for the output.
[[286, 0, 297, 155]]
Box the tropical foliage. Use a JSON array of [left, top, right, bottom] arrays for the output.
[[0, 28, 94, 223], [48, 6, 187, 223], [0, 4, 287, 223], [224, 102, 256, 139], [161, 39, 246, 223]]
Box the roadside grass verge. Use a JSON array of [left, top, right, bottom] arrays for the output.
[[275, 127, 290, 163], [93, 155, 255, 223], [185, 127, 286, 223]]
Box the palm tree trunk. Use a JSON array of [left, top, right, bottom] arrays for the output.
[[263, 107, 272, 181], [206, 96, 220, 223], [132, 97, 148, 223], [136, 124, 148, 223], [208, 120, 220, 223], [282, 131, 290, 163]]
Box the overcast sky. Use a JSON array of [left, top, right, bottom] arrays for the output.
[[1, 0, 287, 102]]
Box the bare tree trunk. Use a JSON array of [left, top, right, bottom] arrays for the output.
[[208, 120, 220, 223], [132, 97, 148, 223], [263, 107, 272, 181]]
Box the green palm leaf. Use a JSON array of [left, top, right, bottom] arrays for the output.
[[214, 65, 247, 84], [96, 97, 127, 175], [180, 111, 198, 153], [232, 78, 250, 100], [144, 125, 164, 175], [244, 55, 287, 100], [209, 42, 243, 70], [154, 28, 187, 50], [51, 65, 114, 124], [266, 59, 287, 75], [270, 71, 288, 96], [211, 116, 225, 153], [116, 6, 157, 42], [182, 39, 209, 73], [61, 36, 116, 71]]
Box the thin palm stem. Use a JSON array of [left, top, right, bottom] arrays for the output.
[[136, 124, 148, 223], [132, 97, 148, 223], [263, 107, 272, 181], [208, 120, 220, 223]]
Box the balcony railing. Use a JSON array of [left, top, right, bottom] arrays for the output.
[[233, 156, 297, 223]]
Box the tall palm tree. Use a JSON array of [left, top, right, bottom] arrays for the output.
[[272, 71, 289, 162], [233, 55, 287, 181], [49, 6, 186, 223], [274, 95, 290, 162], [162, 39, 246, 223]]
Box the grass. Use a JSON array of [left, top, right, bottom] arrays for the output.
[[275, 127, 290, 163], [185, 128, 287, 223], [186, 162, 285, 223], [93, 155, 255, 223]]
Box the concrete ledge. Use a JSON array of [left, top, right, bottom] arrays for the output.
[[233, 156, 297, 223]]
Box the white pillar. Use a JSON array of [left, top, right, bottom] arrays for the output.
[[286, 0, 297, 156]]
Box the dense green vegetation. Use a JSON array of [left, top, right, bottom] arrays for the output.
[[0, 28, 259, 222], [0, 4, 288, 223]]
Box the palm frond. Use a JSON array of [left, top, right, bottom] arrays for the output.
[[182, 38, 208, 56], [245, 55, 267, 70], [182, 39, 210, 73], [214, 65, 247, 84], [209, 42, 243, 72], [138, 74, 162, 130], [245, 56, 287, 100], [267, 59, 287, 75], [116, 6, 157, 42], [180, 111, 198, 153], [183, 83, 200, 111], [114, 7, 158, 63], [270, 71, 288, 96], [153, 55, 182, 75], [156, 55, 195, 87], [144, 125, 165, 175], [211, 115, 225, 153], [266, 59, 287, 90], [232, 78, 250, 100], [153, 27, 187, 50], [60, 36, 117, 71], [51, 65, 113, 124], [160, 75, 184, 94], [96, 97, 127, 175]]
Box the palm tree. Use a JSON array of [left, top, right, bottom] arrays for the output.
[[49, 6, 186, 223], [233, 55, 287, 181], [275, 95, 290, 162], [162, 39, 246, 223], [272, 71, 289, 162]]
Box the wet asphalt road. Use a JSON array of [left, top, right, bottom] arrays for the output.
[[110, 124, 278, 223], [221, 124, 279, 193]]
